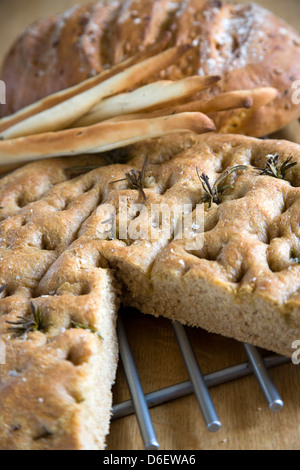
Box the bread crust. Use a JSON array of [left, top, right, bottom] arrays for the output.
[[2, 132, 300, 448], [0, 154, 119, 450], [1, 0, 300, 137]]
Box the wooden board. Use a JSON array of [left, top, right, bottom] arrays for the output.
[[1, 0, 300, 451], [108, 309, 300, 451]]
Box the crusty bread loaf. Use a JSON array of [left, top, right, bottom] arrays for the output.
[[1, 0, 300, 137]]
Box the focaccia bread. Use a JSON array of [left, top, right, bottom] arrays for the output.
[[1, 132, 300, 449], [0, 155, 120, 450], [1, 0, 300, 137]]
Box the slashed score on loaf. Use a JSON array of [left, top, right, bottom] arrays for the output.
[[1, 0, 300, 136]]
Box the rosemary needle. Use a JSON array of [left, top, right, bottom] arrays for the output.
[[6, 302, 50, 336], [256, 154, 297, 180], [0, 285, 7, 295], [197, 165, 248, 208], [111, 156, 149, 200], [71, 321, 103, 340]]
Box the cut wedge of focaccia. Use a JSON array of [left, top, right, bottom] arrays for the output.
[[0, 155, 119, 450], [1, 133, 300, 449]]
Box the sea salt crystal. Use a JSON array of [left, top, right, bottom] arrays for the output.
[[206, 58, 216, 71], [8, 370, 19, 377], [167, 2, 179, 11]]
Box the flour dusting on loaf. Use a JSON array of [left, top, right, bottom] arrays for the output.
[[1, 0, 300, 137]]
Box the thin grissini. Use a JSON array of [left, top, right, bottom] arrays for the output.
[[0, 112, 215, 166], [0, 44, 191, 140], [206, 87, 278, 115], [218, 87, 279, 134], [164, 87, 278, 116], [0, 32, 172, 134], [72, 75, 221, 127], [106, 88, 278, 122]]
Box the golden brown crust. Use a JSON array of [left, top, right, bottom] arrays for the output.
[[0, 3, 119, 116], [0, 153, 119, 450], [2, 132, 300, 448], [1, 0, 300, 137], [0, 112, 215, 165]]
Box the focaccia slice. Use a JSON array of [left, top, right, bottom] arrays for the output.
[[0, 154, 119, 450]]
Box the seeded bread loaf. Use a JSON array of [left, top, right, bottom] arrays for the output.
[[1, 0, 300, 137]]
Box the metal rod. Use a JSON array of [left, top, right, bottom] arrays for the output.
[[112, 353, 290, 420], [172, 321, 222, 433], [117, 314, 159, 450], [243, 343, 284, 412]]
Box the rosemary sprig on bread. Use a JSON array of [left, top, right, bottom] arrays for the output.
[[197, 165, 248, 208], [256, 154, 297, 179], [111, 156, 148, 200], [6, 302, 50, 336], [71, 321, 103, 340]]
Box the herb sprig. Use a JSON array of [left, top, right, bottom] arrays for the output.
[[6, 302, 50, 336], [71, 321, 103, 340], [64, 165, 102, 176], [0, 285, 7, 295], [256, 154, 297, 179], [291, 249, 300, 264], [197, 165, 248, 208], [64, 150, 130, 176], [111, 156, 149, 200]]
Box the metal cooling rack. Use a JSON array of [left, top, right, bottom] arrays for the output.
[[112, 312, 291, 450]]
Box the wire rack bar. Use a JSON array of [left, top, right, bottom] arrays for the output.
[[117, 314, 159, 450], [243, 343, 284, 411], [172, 321, 221, 432], [115, 313, 291, 449], [112, 343, 290, 421]]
